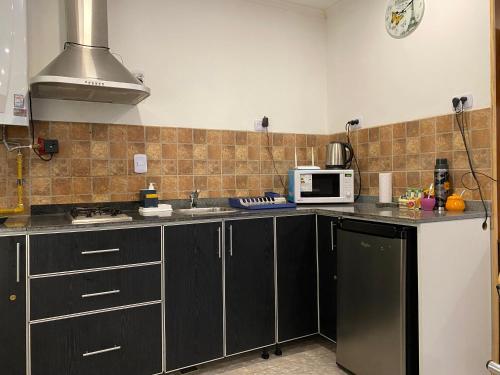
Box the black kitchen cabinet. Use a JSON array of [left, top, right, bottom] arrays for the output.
[[164, 222, 224, 371], [0, 235, 26, 375], [276, 215, 318, 342], [225, 218, 275, 355], [31, 304, 162, 375], [317, 215, 338, 341]]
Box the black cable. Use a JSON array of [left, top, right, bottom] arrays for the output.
[[28, 91, 53, 162], [454, 104, 488, 229], [265, 127, 287, 193], [352, 154, 361, 202], [455, 103, 496, 189], [461, 171, 497, 191], [34, 151, 53, 162], [345, 122, 361, 202]]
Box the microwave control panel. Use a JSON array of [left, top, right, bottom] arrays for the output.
[[344, 172, 354, 199]]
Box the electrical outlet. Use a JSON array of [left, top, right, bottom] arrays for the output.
[[254, 119, 268, 132], [452, 93, 473, 110], [44, 140, 59, 154], [36, 137, 59, 155], [349, 115, 363, 129]]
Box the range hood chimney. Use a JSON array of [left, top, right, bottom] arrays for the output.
[[30, 0, 150, 105]]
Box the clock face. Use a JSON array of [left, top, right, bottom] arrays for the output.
[[385, 0, 425, 39]]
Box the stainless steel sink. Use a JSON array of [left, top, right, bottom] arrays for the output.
[[175, 207, 238, 216]]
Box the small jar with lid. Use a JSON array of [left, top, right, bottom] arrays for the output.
[[445, 194, 465, 212]]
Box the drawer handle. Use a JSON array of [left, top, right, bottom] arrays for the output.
[[16, 242, 20, 283], [83, 345, 121, 357], [217, 227, 222, 259], [81, 290, 121, 299], [81, 248, 120, 255], [229, 225, 233, 257], [330, 222, 334, 251]]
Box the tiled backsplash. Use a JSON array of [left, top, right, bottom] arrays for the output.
[[330, 108, 493, 201], [0, 122, 331, 208], [0, 107, 492, 210]]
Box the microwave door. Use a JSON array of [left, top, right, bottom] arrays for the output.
[[301, 174, 340, 198]]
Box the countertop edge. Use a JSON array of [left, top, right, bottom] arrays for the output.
[[1, 204, 488, 234]]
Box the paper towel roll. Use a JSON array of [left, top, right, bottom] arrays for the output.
[[379, 173, 393, 203]]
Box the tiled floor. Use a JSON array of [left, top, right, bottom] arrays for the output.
[[193, 338, 348, 375]]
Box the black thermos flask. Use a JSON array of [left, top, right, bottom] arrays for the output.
[[434, 158, 450, 211]]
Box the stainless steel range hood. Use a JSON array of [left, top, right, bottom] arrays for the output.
[[30, 0, 150, 105]]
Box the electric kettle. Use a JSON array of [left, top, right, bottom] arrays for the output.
[[326, 142, 353, 169]]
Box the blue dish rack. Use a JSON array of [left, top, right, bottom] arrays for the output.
[[229, 192, 297, 210]]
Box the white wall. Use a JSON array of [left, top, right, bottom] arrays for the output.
[[326, 0, 492, 132], [28, 0, 328, 134]]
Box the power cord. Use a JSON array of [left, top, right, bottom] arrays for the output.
[[345, 120, 361, 202], [453, 97, 489, 230], [461, 171, 496, 190], [263, 117, 287, 193]]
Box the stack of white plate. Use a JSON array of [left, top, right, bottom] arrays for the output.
[[139, 204, 173, 217]]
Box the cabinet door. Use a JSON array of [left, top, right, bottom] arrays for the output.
[[276, 215, 317, 342], [31, 304, 162, 375], [225, 218, 275, 355], [164, 222, 224, 371], [0, 236, 26, 375], [317, 215, 338, 341]]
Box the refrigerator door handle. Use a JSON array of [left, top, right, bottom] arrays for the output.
[[331, 221, 335, 251]]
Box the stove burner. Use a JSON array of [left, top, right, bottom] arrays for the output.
[[70, 207, 123, 219], [69, 206, 132, 225]]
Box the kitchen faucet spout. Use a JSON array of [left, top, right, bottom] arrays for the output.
[[189, 190, 200, 208]]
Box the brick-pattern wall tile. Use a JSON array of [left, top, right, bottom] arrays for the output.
[[0, 109, 492, 211], [334, 108, 493, 201]]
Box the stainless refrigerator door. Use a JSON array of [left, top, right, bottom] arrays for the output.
[[337, 229, 406, 375]]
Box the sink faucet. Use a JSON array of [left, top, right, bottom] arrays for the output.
[[189, 190, 200, 208]]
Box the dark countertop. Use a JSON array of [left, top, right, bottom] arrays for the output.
[[0, 202, 488, 234], [0, 216, 30, 235], [309, 204, 487, 225]]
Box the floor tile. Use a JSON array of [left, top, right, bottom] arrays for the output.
[[192, 338, 348, 375]]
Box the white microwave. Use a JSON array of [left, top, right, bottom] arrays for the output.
[[288, 169, 355, 204]]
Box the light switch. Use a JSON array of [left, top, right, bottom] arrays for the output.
[[134, 154, 148, 174]]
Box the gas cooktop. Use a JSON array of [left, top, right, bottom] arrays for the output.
[[69, 207, 133, 225]]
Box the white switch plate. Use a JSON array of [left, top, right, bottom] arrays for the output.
[[254, 119, 268, 132], [452, 93, 473, 110], [134, 154, 148, 174]]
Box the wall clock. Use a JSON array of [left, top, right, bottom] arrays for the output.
[[385, 0, 425, 39]]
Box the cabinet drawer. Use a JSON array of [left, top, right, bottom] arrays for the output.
[[30, 265, 161, 320], [30, 227, 161, 275], [31, 304, 162, 375]]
